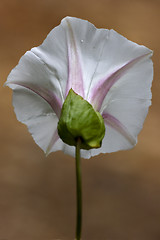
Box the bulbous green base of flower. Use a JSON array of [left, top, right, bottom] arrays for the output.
[[58, 89, 105, 150]]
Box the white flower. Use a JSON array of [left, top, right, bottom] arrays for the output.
[[5, 17, 153, 159]]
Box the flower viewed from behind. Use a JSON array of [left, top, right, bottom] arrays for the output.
[[5, 17, 153, 159]]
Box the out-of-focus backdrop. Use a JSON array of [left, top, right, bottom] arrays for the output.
[[0, 0, 160, 239]]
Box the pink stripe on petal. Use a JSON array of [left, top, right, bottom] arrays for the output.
[[10, 82, 62, 118], [102, 112, 136, 145], [89, 53, 152, 111], [65, 18, 84, 97]]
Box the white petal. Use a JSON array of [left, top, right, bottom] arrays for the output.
[[101, 98, 151, 153], [100, 52, 153, 113], [11, 86, 92, 158], [86, 101, 151, 157], [6, 51, 62, 117], [85, 29, 153, 104], [27, 20, 64, 96], [12, 88, 59, 154], [89, 52, 153, 111], [89, 125, 135, 157], [58, 17, 110, 99], [57, 18, 153, 105], [30, 26, 67, 100], [102, 112, 136, 145]]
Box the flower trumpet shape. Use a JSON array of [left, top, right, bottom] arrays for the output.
[[5, 17, 153, 159]]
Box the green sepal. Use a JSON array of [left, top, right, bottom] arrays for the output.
[[57, 89, 105, 150]]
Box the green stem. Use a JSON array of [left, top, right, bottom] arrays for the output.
[[75, 138, 82, 240]]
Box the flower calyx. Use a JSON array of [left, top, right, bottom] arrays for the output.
[[58, 89, 105, 150]]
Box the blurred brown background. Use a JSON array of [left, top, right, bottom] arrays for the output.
[[0, 0, 160, 239]]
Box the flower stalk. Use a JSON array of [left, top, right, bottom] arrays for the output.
[[75, 137, 82, 240]]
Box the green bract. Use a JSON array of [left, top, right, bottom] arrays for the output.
[[58, 89, 105, 150]]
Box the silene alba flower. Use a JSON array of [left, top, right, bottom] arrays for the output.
[[5, 17, 153, 159]]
